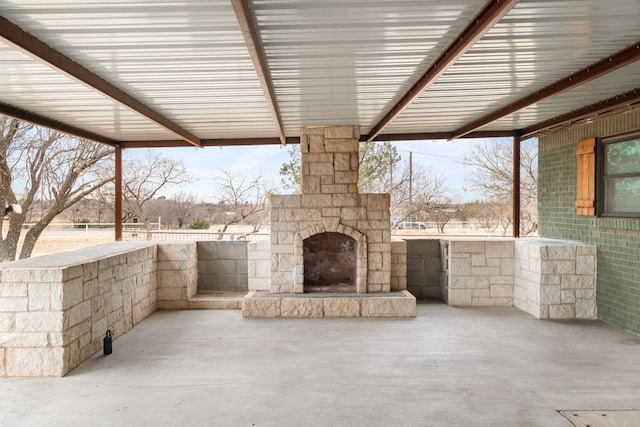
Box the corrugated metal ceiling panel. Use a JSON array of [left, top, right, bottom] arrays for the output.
[[488, 60, 640, 131], [253, 0, 484, 135], [0, 41, 177, 141], [0, 0, 638, 142], [0, 0, 278, 140], [385, 0, 640, 134]]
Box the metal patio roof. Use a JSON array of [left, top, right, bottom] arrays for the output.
[[0, 0, 639, 148]]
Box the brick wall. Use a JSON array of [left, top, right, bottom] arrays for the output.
[[538, 108, 640, 333]]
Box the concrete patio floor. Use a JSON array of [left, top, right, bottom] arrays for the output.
[[2, 302, 640, 426]]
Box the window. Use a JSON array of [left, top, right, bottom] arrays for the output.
[[600, 132, 640, 217]]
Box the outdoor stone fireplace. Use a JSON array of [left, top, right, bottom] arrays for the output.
[[242, 125, 415, 318]]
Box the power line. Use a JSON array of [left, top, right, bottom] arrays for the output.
[[397, 149, 468, 165]]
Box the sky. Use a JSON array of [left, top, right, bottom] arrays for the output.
[[123, 137, 511, 203]]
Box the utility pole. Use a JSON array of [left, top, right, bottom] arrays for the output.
[[389, 147, 393, 192], [409, 151, 413, 204]]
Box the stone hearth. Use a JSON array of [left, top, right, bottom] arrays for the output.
[[242, 125, 415, 318]]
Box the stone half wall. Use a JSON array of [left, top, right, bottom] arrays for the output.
[[442, 238, 597, 320], [0, 242, 158, 377], [514, 240, 596, 319], [270, 193, 391, 293], [0, 241, 199, 378]]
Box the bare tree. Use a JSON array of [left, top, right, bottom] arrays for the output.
[[168, 192, 198, 228], [121, 151, 190, 237], [278, 141, 454, 227], [0, 116, 115, 260], [397, 167, 454, 230], [464, 139, 538, 235], [144, 192, 198, 228], [214, 170, 273, 238]]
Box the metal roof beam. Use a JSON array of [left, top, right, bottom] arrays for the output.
[[369, 130, 515, 142], [120, 136, 300, 149], [0, 16, 201, 147], [231, 0, 287, 146], [365, 0, 519, 142], [453, 41, 640, 139], [118, 130, 515, 148], [519, 88, 640, 139], [118, 130, 517, 148], [0, 101, 118, 146]]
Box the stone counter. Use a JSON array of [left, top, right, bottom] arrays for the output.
[[0, 242, 158, 377], [441, 237, 597, 319]]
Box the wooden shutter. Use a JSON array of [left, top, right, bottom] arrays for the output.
[[576, 137, 596, 216]]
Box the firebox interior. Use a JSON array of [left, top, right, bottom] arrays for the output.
[[303, 232, 357, 293]]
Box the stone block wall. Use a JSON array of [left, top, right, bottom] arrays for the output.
[[406, 239, 442, 299], [197, 241, 248, 292], [390, 239, 407, 291], [300, 125, 361, 195], [513, 240, 541, 316], [442, 238, 597, 319], [248, 241, 270, 291], [157, 243, 198, 309], [270, 193, 391, 293], [0, 242, 156, 377], [514, 241, 597, 319], [445, 240, 515, 307]]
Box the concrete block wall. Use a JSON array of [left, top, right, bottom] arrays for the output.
[[197, 241, 248, 292], [157, 243, 198, 309], [406, 239, 442, 299], [0, 242, 156, 377]]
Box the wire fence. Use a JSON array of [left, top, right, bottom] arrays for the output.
[[15, 220, 530, 242], [123, 230, 270, 241]]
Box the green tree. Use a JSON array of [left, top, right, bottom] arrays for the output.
[[279, 141, 401, 194], [279, 146, 300, 191]]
